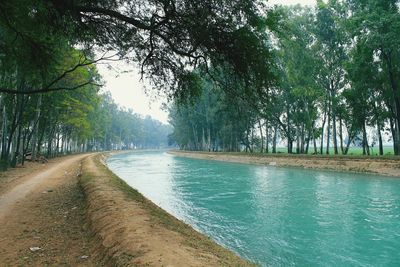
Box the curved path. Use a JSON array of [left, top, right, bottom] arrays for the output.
[[0, 153, 253, 266], [0, 154, 96, 266], [0, 154, 88, 217]]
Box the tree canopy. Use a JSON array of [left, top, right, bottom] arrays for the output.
[[2, 0, 400, 169], [0, 0, 274, 97], [169, 0, 400, 156]]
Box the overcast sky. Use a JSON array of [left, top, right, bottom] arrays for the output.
[[98, 0, 316, 124]]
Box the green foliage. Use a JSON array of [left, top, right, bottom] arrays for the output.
[[0, 47, 171, 167], [170, 2, 400, 156], [169, 68, 259, 152], [1, 0, 400, 159], [174, 72, 204, 103], [0, 0, 275, 98]]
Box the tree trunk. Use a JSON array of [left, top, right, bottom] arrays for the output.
[[259, 120, 264, 153], [202, 128, 206, 151], [31, 95, 42, 161], [11, 93, 25, 167], [56, 131, 60, 156], [286, 105, 292, 153], [296, 125, 300, 154], [192, 125, 198, 151], [339, 116, 344, 154], [362, 122, 370, 156], [21, 129, 27, 166], [332, 114, 338, 154], [320, 101, 327, 154], [0, 96, 2, 157], [37, 123, 46, 156], [47, 126, 56, 158], [208, 127, 211, 152], [344, 140, 351, 155], [326, 100, 331, 155], [389, 117, 397, 155], [331, 89, 338, 155], [313, 132, 318, 154], [0, 108, 7, 170], [305, 127, 311, 154], [5, 99, 19, 161], [251, 127, 254, 153], [12, 123, 22, 167], [301, 123, 305, 154], [384, 50, 400, 155], [272, 124, 277, 154], [377, 122, 384, 156], [394, 118, 400, 155], [265, 120, 270, 153]]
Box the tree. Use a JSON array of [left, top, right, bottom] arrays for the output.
[[314, 0, 348, 155], [348, 0, 400, 155], [0, 0, 274, 97], [274, 5, 323, 154], [169, 68, 260, 152]]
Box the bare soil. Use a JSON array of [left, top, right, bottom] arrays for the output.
[[80, 154, 254, 266], [2, 151, 397, 267], [169, 151, 400, 177], [0, 154, 97, 266], [0, 160, 49, 196], [0, 153, 254, 266]]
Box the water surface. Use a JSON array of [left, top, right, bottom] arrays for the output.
[[108, 151, 400, 266]]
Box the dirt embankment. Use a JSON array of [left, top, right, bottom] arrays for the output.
[[169, 151, 400, 177], [79, 154, 254, 266], [0, 154, 96, 266], [0, 153, 253, 266]]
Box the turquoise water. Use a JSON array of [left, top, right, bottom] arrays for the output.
[[107, 151, 400, 266]]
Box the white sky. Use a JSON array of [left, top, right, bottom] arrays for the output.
[[97, 0, 316, 124], [97, 62, 169, 123]]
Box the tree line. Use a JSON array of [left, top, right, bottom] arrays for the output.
[[0, 49, 171, 170], [169, 0, 400, 156], [0, 0, 271, 169], [0, 0, 272, 168]]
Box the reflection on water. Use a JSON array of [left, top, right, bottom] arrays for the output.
[[108, 151, 400, 267]]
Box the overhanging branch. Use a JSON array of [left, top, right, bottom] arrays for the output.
[[0, 82, 102, 95], [0, 52, 116, 95], [76, 5, 152, 31]]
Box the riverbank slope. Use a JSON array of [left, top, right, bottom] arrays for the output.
[[0, 153, 254, 266], [80, 154, 254, 266], [169, 151, 400, 177]]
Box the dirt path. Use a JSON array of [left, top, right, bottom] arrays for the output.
[[0, 153, 254, 266], [0, 154, 97, 266]]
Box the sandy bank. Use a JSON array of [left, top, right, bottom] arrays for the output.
[[169, 151, 400, 177], [80, 154, 254, 266]]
